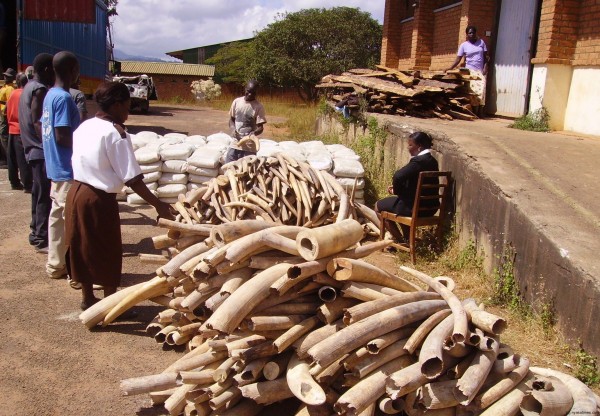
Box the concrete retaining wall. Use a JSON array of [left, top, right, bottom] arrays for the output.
[[316, 113, 599, 356]]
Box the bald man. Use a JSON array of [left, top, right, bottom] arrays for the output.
[[42, 51, 81, 283]]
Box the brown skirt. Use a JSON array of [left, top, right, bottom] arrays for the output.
[[65, 181, 122, 287]]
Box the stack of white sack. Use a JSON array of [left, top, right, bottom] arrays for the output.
[[186, 133, 229, 190], [123, 131, 368, 207], [127, 132, 162, 205], [327, 144, 366, 205]]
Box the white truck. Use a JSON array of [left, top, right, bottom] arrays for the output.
[[112, 74, 157, 113]]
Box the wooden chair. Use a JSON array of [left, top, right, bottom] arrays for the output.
[[379, 171, 453, 264]]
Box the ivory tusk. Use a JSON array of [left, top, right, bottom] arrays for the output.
[[120, 372, 180, 396], [400, 266, 468, 343], [203, 263, 292, 334], [530, 366, 599, 415], [272, 316, 321, 353], [404, 308, 452, 354], [308, 300, 447, 369], [331, 258, 420, 292], [454, 336, 500, 405], [296, 219, 364, 261], [102, 276, 170, 326], [520, 375, 574, 416], [240, 377, 294, 405], [343, 291, 441, 325], [335, 357, 413, 416], [287, 354, 327, 406]]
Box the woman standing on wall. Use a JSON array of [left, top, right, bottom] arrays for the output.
[[447, 25, 490, 117]]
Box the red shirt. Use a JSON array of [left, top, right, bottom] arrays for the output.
[[6, 88, 22, 135]]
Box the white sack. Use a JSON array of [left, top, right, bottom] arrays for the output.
[[139, 161, 162, 174], [156, 183, 187, 198], [336, 177, 365, 189], [159, 144, 195, 161], [333, 158, 365, 178], [186, 165, 219, 177], [162, 159, 188, 173], [135, 148, 160, 164], [188, 174, 215, 184], [143, 171, 162, 183], [158, 172, 188, 185], [188, 148, 223, 168]]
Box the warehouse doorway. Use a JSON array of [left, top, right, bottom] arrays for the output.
[[488, 0, 540, 117]]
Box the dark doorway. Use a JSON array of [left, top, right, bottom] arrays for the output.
[[0, 0, 18, 73]]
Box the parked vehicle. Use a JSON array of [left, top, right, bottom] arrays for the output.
[[1, 0, 109, 95], [112, 74, 157, 113]]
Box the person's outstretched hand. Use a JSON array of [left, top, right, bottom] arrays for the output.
[[156, 201, 176, 221]]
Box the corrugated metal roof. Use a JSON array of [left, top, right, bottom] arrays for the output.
[[119, 61, 215, 77]]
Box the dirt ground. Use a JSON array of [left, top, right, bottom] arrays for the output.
[[0, 104, 296, 416]]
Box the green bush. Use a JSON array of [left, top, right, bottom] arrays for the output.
[[510, 107, 550, 132]]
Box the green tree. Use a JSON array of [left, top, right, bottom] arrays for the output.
[[250, 7, 381, 101], [210, 7, 381, 101], [206, 41, 253, 85]]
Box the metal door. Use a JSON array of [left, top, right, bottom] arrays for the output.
[[490, 0, 538, 117]]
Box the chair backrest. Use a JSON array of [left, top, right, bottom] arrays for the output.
[[411, 171, 452, 220]]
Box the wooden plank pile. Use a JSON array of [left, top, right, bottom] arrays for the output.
[[78, 156, 600, 416], [316, 66, 481, 121]]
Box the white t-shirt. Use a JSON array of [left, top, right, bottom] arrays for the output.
[[457, 39, 488, 72], [72, 117, 142, 193], [229, 96, 267, 140]]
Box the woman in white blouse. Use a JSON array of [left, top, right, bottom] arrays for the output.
[[66, 81, 174, 311]]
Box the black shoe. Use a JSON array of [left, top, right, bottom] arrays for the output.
[[11, 184, 24, 191], [24, 188, 32, 194]]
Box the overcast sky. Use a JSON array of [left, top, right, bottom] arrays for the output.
[[111, 0, 384, 60]]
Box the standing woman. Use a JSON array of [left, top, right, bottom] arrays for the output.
[[375, 132, 439, 244], [447, 25, 490, 116], [66, 81, 175, 310]]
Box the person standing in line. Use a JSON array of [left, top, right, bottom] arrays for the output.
[[0, 68, 16, 169], [225, 80, 266, 163], [19, 53, 55, 253], [42, 51, 80, 284], [6, 72, 32, 192], [67, 81, 175, 310], [446, 25, 490, 116], [69, 76, 88, 122]]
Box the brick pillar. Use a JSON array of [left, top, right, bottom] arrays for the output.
[[532, 0, 578, 65], [411, 1, 434, 69], [381, 0, 403, 68]]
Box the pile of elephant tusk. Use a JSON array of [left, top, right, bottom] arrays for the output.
[[80, 157, 600, 416]]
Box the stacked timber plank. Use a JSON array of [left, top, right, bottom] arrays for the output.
[[316, 67, 480, 120], [80, 156, 600, 415]]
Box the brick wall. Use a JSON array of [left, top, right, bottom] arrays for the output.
[[381, 0, 403, 67], [460, 0, 496, 56], [431, 5, 462, 69], [572, 0, 600, 66], [152, 75, 198, 101], [532, 0, 578, 65], [398, 20, 415, 69]]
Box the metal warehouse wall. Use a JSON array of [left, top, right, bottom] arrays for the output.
[[19, 0, 108, 80]]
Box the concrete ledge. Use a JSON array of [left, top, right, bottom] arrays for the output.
[[316, 113, 600, 356]]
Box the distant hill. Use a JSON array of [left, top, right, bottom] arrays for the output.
[[114, 49, 181, 62]]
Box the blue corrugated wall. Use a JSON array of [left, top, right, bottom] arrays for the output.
[[19, 1, 108, 81]]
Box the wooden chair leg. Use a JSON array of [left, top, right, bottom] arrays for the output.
[[409, 224, 417, 264]]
